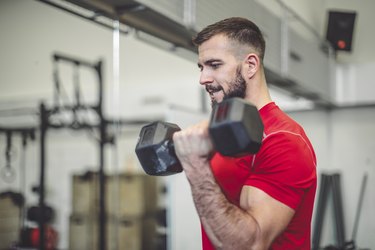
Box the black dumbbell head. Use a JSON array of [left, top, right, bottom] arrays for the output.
[[209, 98, 264, 156], [135, 121, 182, 176]]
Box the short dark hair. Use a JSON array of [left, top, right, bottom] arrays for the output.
[[192, 17, 266, 61]]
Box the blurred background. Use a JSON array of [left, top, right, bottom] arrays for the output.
[[0, 0, 374, 249]]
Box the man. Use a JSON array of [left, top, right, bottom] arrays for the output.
[[172, 17, 317, 249]]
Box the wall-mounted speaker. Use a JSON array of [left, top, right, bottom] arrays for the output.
[[326, 11, 357, 52]]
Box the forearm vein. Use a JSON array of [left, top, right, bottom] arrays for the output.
[[188, 169, 261, 250]]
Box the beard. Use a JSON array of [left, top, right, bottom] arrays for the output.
[[209, 67, 247, 107]]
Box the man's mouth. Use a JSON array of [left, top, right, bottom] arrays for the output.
[[206, 86, 224, 103], [206, 86, 223, 95]]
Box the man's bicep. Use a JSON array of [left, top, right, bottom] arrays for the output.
[[240, 185, 295, 247]]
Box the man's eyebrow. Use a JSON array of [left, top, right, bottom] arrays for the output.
[[197, 59, 222, 68]]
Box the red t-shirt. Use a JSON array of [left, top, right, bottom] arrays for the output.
[[202, 102, 317, 249]]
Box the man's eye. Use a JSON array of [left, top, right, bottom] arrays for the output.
[[211, 64, 220, 69]]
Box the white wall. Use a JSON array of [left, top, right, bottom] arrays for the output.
[[1, 0, 375, 249], [0, 0, 202, 116], [257, 0, 375, 105], [0, 0, 200, 248], [270, 1, 375, 246], [335, 62, 375, 105], [289, 107, 375, 248]]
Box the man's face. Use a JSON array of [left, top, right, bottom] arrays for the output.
[[197, 34, 247, 106]]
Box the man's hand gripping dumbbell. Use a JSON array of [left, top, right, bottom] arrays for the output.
[[135, 98, 264, 176]]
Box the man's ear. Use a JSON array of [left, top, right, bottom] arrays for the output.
[[244, 53, 260, 79]]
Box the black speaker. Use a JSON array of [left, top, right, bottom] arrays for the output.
[[326, 11, 357, 51]]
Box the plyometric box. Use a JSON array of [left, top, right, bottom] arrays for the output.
[[69, 214, 158, 250], [71, 172, 159, 217], [0, 193, 22, 249]]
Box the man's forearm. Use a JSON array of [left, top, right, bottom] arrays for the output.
[[184, 161, 262, 250]]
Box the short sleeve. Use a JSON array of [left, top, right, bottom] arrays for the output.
[[244, 132, 316, 210]]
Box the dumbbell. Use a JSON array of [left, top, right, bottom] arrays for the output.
[[135, 98, 264, 176]]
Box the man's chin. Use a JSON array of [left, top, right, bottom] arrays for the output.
[[210, 92, 225, 104], [211, 98, 224, 107], [211, 98, 222, 107]]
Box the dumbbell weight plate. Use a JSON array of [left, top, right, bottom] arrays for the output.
[[135, 121, 182, 176], [209, 98, 264, 156]]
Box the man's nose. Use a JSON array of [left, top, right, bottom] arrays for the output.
[[199, 70, 214, 85]]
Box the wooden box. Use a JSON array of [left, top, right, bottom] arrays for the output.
[[71, 172, 159, 216], [69, 214, 157, 250]]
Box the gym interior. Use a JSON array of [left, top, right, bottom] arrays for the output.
[[0, 0, 374, 249]]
